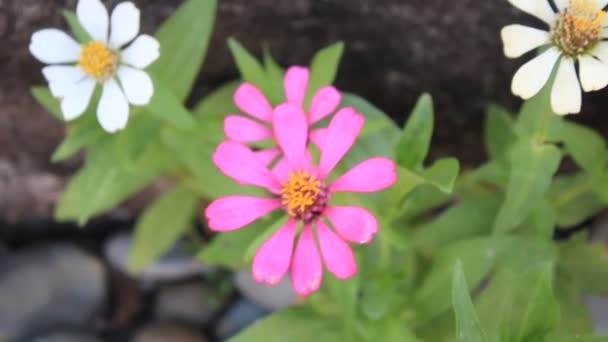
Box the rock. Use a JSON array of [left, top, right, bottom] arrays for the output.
[[215, 299, 270, 339], [104, 232, 210, 286], [133, 322, 207, 342], [0, 244, 106, 340], [583, 296, 608, 334], [32, 331, 103, 342], [234, 271, 297, 310], [155, 282, 215, 326]]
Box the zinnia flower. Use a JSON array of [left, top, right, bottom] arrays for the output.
[[206, 103, 396, 295], [225, 66, 341, 166], [502, 0, 608, 114], [30, 0, 160, 132]]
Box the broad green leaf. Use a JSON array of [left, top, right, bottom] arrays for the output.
[[244, 216, 286, 262], [263, 47, 285, 105], [410, 194, 501, 251], [51, 120, 105, 161], [558, 232, 608, 295], [193, 80, 240, 120], [128, 184, 199, 272], [229, 307, 343, 342], [549, 174, 602, 227], [148, 0, 216, 101], [146, 82, 195, 128], [420, 158, 460, 194], [63, 10, 90, 43], [396, 94, 434, 169], [484, 104, 516, 160], [522, 199, 556, 239], [515, 75, 563, 141], [228, 38, 271, 97], [452, 261, 487, 342], [116, 114, 163, 161], [31, 87, 62, 120], [559, 121, 607, 174], [303, 41, 344, 107], [493, 140, 562, 233], [555, 273, 594, 334]]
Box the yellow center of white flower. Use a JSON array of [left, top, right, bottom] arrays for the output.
[[552, 0, 606, 56], [78, 41, 118, 80], [280, 169, 328, 221]]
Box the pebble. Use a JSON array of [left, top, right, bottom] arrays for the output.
[[133, 321, 208, 342], [234, 271, 297, 311], [215, 299, 270, 340], [155, 282, 215, 326]]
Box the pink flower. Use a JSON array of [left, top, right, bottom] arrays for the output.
[[224, 66, 341, 166], [206, 103, 396, 296]]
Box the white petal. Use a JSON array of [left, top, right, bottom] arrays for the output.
[[551, 58, 582, 115], [579, 55, 608, 92], [592, 41, 608, 62], [60, 78, 96, 121], [97, 79, 129, 132], [507, 0, 556, 24], [117, 66, 153, 105], [511, 47, 561, 99], [109, 2, 140, 48], [599, 0, 608, 9], [501, 24, 549, 58], [554, 0, 568, 12], [120, 34, 160, 68], [77, 0, 109, 42], [29, 29, 80, 64], [42, 65, 87, 97]]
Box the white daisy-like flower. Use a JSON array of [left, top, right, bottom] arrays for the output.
[[502, 0, 608, 115], [29, 0, 160, 132]]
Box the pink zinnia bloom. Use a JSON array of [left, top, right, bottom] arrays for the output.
[[224, 66, 341, 166], [206, 103, 396, 296]]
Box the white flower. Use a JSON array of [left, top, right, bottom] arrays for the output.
[[502, 0, 608, 115], [29, 0, 160, 132]]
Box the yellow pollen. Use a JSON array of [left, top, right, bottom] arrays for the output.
[[78, 41, 117, 79], [280, 169, 321, 217], [552, 0, 606, 56]]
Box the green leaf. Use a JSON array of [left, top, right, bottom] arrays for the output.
[[244, 216, 286, 262], [146, 82, 195, 128], [148, 0, 217, 102], [303, 41, 344, 108], [493, 141, 562, 233], [128, 184, 199, 272], [452, 261, 487, 342], [228, 38, 271, 97], [555, 273, 594, 334], [420, 158, 460, 193], [549, 174, 601, 228], [396, 93, 434, 169], [63, 10, 90, 43], [515, 75, 563, 141], [558, 232, 608, 295], [51, 121, 106, 162], [263, 47, 285, 105], [484, 104, 517, 160], [229, 307, 343, 342], [31, 87, 62, 120], [559, 121, 607, 174]]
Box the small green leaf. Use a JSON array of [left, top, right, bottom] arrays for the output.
[[559, 121, 607, 174], [396, 94, 434, 169], [63, 10, 91, 43], [420, 157, 459, 194], [263, 47, 284, 105], [31, 87, 62, 120], [193, 80, 240, 120], [493, 141, 562, 233], [148, 0, 217, 101], [484, 104, 517, 160], [303, 41, 344, 107], [452, 261, 487, 342], [51, 121, 105, 162], [244, 216, 286, 262], [146, 83, 195, 128], [549, 174, 602, 228], [128, 184, 199, 272], [515, 75, 563, 141], [228, 38, 271, 96], [558, 232, 608, 295]]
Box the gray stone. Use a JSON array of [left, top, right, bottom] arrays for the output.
[[0, 244, 106, 340], [234, 271, 297, 311], [104, 232, 210, 286], [155, 282, 214, 326], [215, 299, 270, 339], [32, 331, 103, 342], [133, 322, 207, 342], [583, 296, 608, 334]]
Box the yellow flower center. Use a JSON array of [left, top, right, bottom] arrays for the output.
[[280, 169, 328, 221], [552, 0, 606, 56], [78, 41, 118, 80]]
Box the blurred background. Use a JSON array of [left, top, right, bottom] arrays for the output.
[[2, 0, 608, 341]]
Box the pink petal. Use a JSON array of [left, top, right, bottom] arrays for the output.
[[254, 148, 281, 166], [205, 196, 281, 231], [272, 157, 291, 183], [284, 66, 309, 107], [309, 86, 341, 124], [213, 141, 280, 193], [290, 225, 323, 296], [233, 83, 272, 122], [323, 206, 378, 244], [318, 107, 364, 179], [329, 157, 396, 193], [224, 115, 273, 142], [316, 220, 357, 279], [252, 218, 297, 285], [273, 103, 308, 168], [309, 128, 327, 150]]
